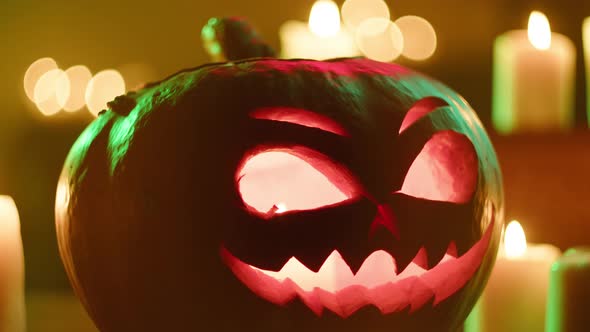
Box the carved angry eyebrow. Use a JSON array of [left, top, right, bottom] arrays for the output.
[[399, 97, 449, 134], [249, 107, 349, 137]]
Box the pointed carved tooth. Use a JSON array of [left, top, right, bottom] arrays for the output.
[[298, 249, 333, 273], [425, 241, 448, 269], [411, 247, 428, 269], [256, 256, 316, 291], [455, 236, 474, 257], [397, 263, 427, 280], [435, 242, 459, 264], [355, 250, 397, 288], [317, 251, 355, 293], [342, 252, 369, 275], [394, 243, 421, 275]]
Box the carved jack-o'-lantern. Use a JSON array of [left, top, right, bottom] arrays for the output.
[[56, 18, 503, 332]]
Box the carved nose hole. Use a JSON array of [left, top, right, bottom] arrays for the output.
[[369, 204, 399, 240]]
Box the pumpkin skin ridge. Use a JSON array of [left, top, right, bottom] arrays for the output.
[[143, 57, 413, 92], [56, 56, 503, 332]]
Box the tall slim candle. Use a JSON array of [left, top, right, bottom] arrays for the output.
[[493, 11, 576, 133], [0, 196, 25, 332], [583, 18, 590, 126]]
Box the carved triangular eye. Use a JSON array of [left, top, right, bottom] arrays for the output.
[[399, 97, 449, 134], [398, 130, 477, 203]]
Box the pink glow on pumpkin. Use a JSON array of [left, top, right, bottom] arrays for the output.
[[399, 131, 477, 203], [248, 58, 411, 77], [221, 221, 493, 317], [238, 150, 358, 215], [213, 58, 412, 78], [251, 107, 349, 136]]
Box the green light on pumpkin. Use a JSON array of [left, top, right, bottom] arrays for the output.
[[201, 25, 215, 41], [463, 301, 482, 332], [208, 42, 222, 56], [107, 99, 142, 175], [64, 113, 112, 172], [207, 17, 219, 26]]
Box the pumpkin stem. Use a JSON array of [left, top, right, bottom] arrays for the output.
[[107, 94, 136, 116], [201, 17, 276, 62]]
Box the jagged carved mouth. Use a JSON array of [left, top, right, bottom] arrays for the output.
[[221, 221, 492, 318]]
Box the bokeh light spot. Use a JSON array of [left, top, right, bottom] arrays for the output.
[[341, 0, 390, 31], [395, 15, 437, 61], [279, 20, 359, 60], [308, 0, 341, 37], [24, 57, 58, 102], [59, 65, 92, 112], [34, 69, 67, 116], [85, 70, 126, 117], [356, 18, 404, 62]]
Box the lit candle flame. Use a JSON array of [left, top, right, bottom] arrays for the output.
[[308, 0, 341, 37], [528, 11, 551, 50], [504, 220, 527, 258]]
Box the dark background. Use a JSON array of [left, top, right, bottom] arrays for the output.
[[1, 0, 589, 291]]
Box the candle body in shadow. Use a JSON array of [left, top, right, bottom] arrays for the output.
[[546, 247, 590, 332], [492, 30, 575, 133], [0, 196, 25, 332]]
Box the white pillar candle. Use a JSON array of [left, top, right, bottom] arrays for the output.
[[492, 11, 576, 133], [0, 196, 25, 332], [583, 18, 590, 126], [279, 0, 359, 60], [465, 220, 561, 332]]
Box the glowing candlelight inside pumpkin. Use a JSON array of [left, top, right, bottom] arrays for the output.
[[465, 220, 561, 332], [0, 196, 25, 332], [274, 203, 288, 214], [492, 11, 575, 133]]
